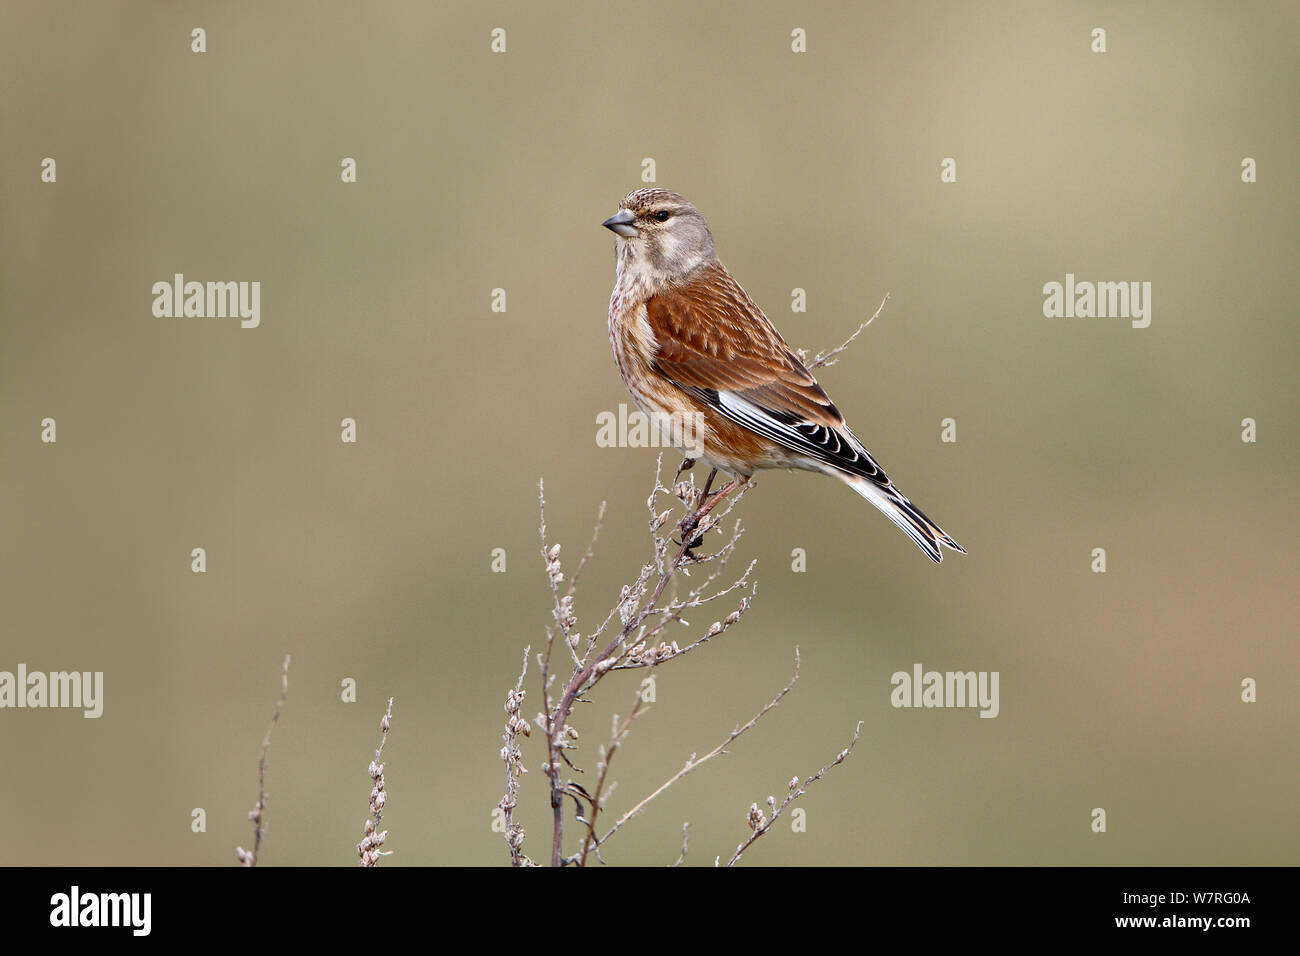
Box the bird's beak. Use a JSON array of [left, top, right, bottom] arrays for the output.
[[601, 209, 638, 238]]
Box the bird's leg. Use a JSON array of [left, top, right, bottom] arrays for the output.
[[697, 468, 718, 504], [697, 475, 747, 521], [676, 468, 716, 556]]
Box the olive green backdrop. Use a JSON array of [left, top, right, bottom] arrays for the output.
[[2, 0, 1296, 865]]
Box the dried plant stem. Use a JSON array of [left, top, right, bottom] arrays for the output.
[[596, 649, 802, 852], [541, 466, 755, 866], [358, 698, 394, 866], [575, 677, 655, 866], [236, 654, 290, 867], [806, 292, 890, 370], [499, 646, 533, 866], [671, 823, 689, 866], [724, 718, 864, 867]]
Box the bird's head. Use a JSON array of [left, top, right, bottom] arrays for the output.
[[603, 188, 716, 285]]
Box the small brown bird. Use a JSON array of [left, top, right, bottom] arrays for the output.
[[602, 187, 964, 563]]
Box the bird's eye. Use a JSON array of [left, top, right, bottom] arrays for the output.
[[653, 210, 671, 222]]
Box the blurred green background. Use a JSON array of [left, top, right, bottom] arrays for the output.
[[2, 0, 1296, 866]]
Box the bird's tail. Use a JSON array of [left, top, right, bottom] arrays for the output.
[[842, 475, 965, 564]]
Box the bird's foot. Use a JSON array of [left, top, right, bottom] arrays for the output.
[[676, 476, 745, 559]]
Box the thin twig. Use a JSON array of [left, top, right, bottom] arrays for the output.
[[671, 823, 689, 867], [236, 654, 290, 867], [499, 646, 533, 866], [566, 500, 607, 599], [596, 649, 802, 850], [725, 718, 864, 867], [575, 676, 655, 866], [358, 698, 394, 866], [806, 292, 889, 369], [539, 482, 582, 670]]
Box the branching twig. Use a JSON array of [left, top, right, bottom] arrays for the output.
[[671, 823, 689, 867], [539, 485, 585, 670], [358, 698, 394, 866], [575, 676, 656, 866], [539, 459, 758, 866], [724, 718, 864, 867], [567, 500, 607, 599], [595, 649, 802, 853], [499, 646, 534, 866], [803, 292, 890, 370], [236, 654, 290, 867]]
